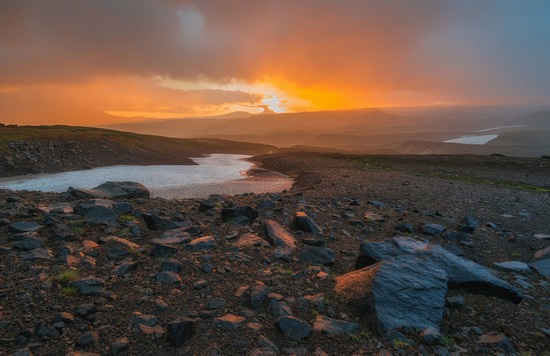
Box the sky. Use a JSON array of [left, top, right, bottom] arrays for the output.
[[1, 0, 550, 125]]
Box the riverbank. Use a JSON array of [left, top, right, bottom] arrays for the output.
[[0, 151, 549, 355]]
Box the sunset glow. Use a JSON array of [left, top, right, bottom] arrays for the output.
[[1, 1, 549, 125]]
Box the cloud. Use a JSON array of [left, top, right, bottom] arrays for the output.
[[0, 0, 549, 123]]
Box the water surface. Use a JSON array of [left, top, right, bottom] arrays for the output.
[[0, 154, 293, 199], [444, 134, 498, 145]]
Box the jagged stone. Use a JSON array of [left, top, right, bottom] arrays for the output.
[[151, 243, 178, 258], [166, 318, 195, 346], [236, 233, 270, 248], [111, 337, 129, 355], [276, 316, 311, 340], [142, 213, 178, 230], [69, 277, 105, 296], [152, 228, 191, 245], [214, 314, 246, 329], [493, 261, 531, 274], [74, 201, 117, 224], [156, 271, 182, 284], [529, 258, 550, 277], [534, 246, 550, 260], [335, 254, 448, 334], [13, 236, 44, 250], [356, 237, 523, 304], [185, 236, 217, 251], [292, 212, 323, 235], [421, 223, 446, 236], [263, 219, 296, 259], [20, 248, 53, 260], [221, 205, 259, 223], [69, 181, 149, 199], [299, 247, 335, 265], [112, 261, 138, 276], [312, 315, 358, 334]]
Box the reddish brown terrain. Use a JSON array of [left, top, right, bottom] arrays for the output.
[[1, 150, 549, 355]]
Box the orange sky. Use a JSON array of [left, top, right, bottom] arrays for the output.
[[1, 1, 549, 125]]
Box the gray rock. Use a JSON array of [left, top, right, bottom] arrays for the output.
[[160, 258, 182, 272], [236, 233, 271, 248], [446, 295, 465, 309], [477, 332, 515, 354], [76, 303, 96, 317], [335, 254, 447, 334], [292, 212, 323, 235], [493, 261, 532, 274], [299, 247, 335, 265], [263, 220, 297, 259], [199, 199, 216, 212], [76, 331, 99, 347], [529, 258, 550, 277], [421, 223, 446, 236], [150, 243, 178, 258], [207, 298, 227, 309], [9, 221, 42, 233], [69, 181, 149, 199], [394, 223, 414, 234], [13, 236, 44, 250], [356, 237, 523, 304], [276, 316, 312, 340], [152, 228, 191, 245], [312, 315, 358, 334], [250, 282, 270, 308], [420, 327, 443, 345], [221, 205, 259, 223], [20, 248, 53, 261], [134, 314, 158, 327], [35, 322, 60, 338], [74, 201, 117, 224], [214, 314, 246, 329], [69, 277, 105, 296], [166, 318, 195, 346], [142, 213, 178, 230], [185, 236, 217, 251], [111, 337, 129, 355], [156, 271, 182, 284], [112, 261, 138, 276], [443, 231, 473, 243]]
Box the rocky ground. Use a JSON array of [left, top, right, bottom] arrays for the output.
[[0, 151, 549, 356]]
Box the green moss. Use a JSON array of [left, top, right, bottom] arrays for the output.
[[441, 336, 456, 346], [119, 214, 136, 222], [52, 269, 79, 283], [392, 339, 408, 349], [60, 286, 78, 297]]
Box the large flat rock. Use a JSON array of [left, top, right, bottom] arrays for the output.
[[356, 237, 523, 304]]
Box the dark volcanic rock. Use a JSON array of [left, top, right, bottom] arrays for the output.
[[142, 213, 178, 230], [74, 200, 117, 224], [291, 211, 323, 235], [166, 318, 196, 346], [9, 221, 42, 233], [69, 181, 149, 199], [299, 247, 335, 265], [156, 271, 182, 284], [151, 243, 178, 258], [356, 237, 523, 304], [276, 316, 312, 340], [312, 315, 358, 334], [421, 223, 446, 236], [263, 219, 297, 259], [221, 205, 259, 223], [69, 277, 105, 296], [529, 258, 550, 277], [13, 236, 44, 250], [394, 223, 414, 234], [199, 199, 216, 212], [335, 254, 448, 334], [21, 248, 53, 260], [185, 236, 217, 252]]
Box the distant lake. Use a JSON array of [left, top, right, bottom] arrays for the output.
[[0, 154, 293, 199], [444, 134, 498, 145]]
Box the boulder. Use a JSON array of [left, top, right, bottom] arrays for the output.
[[356, 237, 522, 304], [335, 254, 448, 334], [299, 247, 335, 265], [421, 223, 446, 236], [263, 220, 297, 260], [292, 212, 323, 235], [493, 261, 532, 274], [276, 316, 311, 340], [166, 318, 195, 346], [74, 200, 117, 224], [68, 181, 149, 199]]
